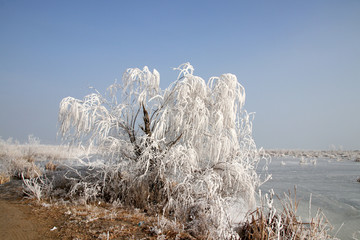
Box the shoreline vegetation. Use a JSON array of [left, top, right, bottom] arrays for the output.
[[263, 149, 360, 162], [1, 139, 357, 239]]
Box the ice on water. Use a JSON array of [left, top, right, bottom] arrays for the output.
[[259, 156, 360, 240]]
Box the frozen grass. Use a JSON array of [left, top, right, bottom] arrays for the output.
[[0, 136, 87, 181], [0, 136, 86, 162]]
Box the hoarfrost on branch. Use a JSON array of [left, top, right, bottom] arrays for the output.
[[58, 63, 266, 238]]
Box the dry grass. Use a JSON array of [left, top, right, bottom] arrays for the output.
[[45, 161, 58, 171], [0, 173, 10, 184], [11, 159, 42, 179], [237, 189, 335, 240]]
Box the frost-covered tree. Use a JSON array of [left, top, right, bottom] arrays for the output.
[[58, 63, 266, 238]]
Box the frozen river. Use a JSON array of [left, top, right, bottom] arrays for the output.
[[259, 157, 360, 240]]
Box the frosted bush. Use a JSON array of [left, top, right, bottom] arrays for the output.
[[58, 63, 267, 238], [22, 174, 52, 201]]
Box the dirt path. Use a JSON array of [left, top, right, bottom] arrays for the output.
[[0, 180, 60, 240], [0, 200, 52, 240]]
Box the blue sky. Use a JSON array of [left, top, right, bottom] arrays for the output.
[[0, 0, 359, 149]]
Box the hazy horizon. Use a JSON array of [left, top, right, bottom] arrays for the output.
[[1, 1, 359, 150]]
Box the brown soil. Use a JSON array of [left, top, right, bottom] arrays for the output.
[[0, 179, 194, 240], [0, 199, 65, 240], [0, 179, 60, 240]]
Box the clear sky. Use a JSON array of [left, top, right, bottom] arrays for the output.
[[0, 0, 359, 150]]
